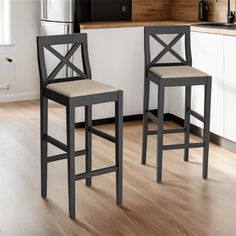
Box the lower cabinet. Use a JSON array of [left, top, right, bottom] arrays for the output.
[[80, 27, 235, 143], [223, 36, 236, 142], [81, 27, 170, 121], [170, 32, 224, 137], [170, 31, 236, 142], [191, 32, 224, 137], [81, 27, 145, 120]]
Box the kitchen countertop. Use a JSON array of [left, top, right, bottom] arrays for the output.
[[191, 25, 236, 36], [81, 20, 236, 36], [80, 21, 193, 29]]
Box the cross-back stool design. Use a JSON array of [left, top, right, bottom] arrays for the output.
[[37, 33, 123, 219], [142, 26, 212, 183]]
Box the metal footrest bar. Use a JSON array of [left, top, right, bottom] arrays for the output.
[[190, 109, 204, 123], [44, 135, 67, 152], [163, 142, 204, 150], [88, 127, 116, 143], [74, 165, 118, 181], [47, 149, 87, 163], [146, 111, 158, 125], [148, 128, 185, 136]]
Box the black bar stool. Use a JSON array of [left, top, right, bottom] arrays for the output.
[[142, 26, 212, 183], [37, 33, 123, 219]]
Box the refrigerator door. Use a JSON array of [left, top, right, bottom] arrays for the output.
[[41, 21, 73, 36], [41, 0, 75, 23]]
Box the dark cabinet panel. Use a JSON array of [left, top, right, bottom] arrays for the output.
[[75, 0, 91, 23], [91, 0, 132, 21]]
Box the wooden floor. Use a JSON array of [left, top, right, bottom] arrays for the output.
[[0, 100, 236, 236]]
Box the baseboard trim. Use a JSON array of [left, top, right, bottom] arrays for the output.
[[75, 111, 236, 153], [75, 113, 142, 128], [0, 92, 39, 103], [75, 110, 173, 128], [169, 113, 236, 154]]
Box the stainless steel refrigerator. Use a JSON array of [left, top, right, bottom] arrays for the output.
[[40, 0, 76, 36], [40, 0, 79, 78]]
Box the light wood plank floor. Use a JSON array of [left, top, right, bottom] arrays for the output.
[[0, 100, 236, 236]]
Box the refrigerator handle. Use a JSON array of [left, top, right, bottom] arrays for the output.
[[64, 24, 69, 34], [43, 0, 48, 19]]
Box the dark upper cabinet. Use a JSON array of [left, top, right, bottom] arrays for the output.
[[75, 0, 132, 23], [91, 0, 132, 21], [75, 0, 91, 23]]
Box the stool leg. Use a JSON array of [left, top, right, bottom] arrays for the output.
[[203, 78, 212, 179], [184, 86, 192, 162], [66, 105, 76, 219], [115, 91, 123, 206], [40, 96, 48, 198], [157, 85, 165, 183], [142, 78, 150, 165], [85, 105, 92, 187]]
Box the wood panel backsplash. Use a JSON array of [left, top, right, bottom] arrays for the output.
[[170, 0, 236, 22], [132, 0, 170, 21], [132, 0, 236, 22]]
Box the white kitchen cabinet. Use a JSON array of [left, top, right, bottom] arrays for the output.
[[80, 27, 170, 121], [169, 36, 188, 120], [223, 36, 236, 142], [77, 27, 236, 143], [190, 32, 224, 136], [81, 27, 146, 120], [169, 32, 224, 137]]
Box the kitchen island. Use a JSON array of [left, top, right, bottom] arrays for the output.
[[79, 20, 236, 147]]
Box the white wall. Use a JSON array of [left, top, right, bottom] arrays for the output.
[[0, 0, 40, 102]]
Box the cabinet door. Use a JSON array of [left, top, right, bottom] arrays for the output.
[[81, 27, 145, 120], [81, 27, 170, 121], [169, 35, 188, 120], [224, 36, 236, 141], [191, 32, 224, 136]]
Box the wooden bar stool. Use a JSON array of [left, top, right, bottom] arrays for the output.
[[141, 26, 212, 183], [37, 33, 123, 219]]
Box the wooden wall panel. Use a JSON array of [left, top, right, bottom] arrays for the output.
[[132, 0, 171, 21], [170, 0, 236, 22], [131, 0, 236, 22]]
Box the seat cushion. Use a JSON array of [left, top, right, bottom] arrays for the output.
[[46, 79, 119, 98], [149, 66, 209, 79]]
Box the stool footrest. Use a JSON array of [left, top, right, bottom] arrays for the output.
[[148, 128, 185, 135], [163, 142, 204, 150], [47, 149, 87, 163], [74, 165, 118, 181], [88, 127, 116, 143], [146, 111, 158, 125], [44, 135, 67, 152], [190, 109, 204, 123]]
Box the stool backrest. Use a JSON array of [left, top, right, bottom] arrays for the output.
[[37, 33, 91, 88], [144, 26, 192, 70]]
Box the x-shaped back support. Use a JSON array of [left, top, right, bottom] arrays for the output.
[[150, 33, 187, 65], [45, 43, 87, 80]]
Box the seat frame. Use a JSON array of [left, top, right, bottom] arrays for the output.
[[37, 33, 123, 219], [142, 26, 212, 183]]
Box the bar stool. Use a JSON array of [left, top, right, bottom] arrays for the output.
[[37, 33, 123, 219], [141, 26, 212, 183]]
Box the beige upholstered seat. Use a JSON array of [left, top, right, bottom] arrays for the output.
[[46, 79, 119, 98], [149, 66, 209, 79]]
